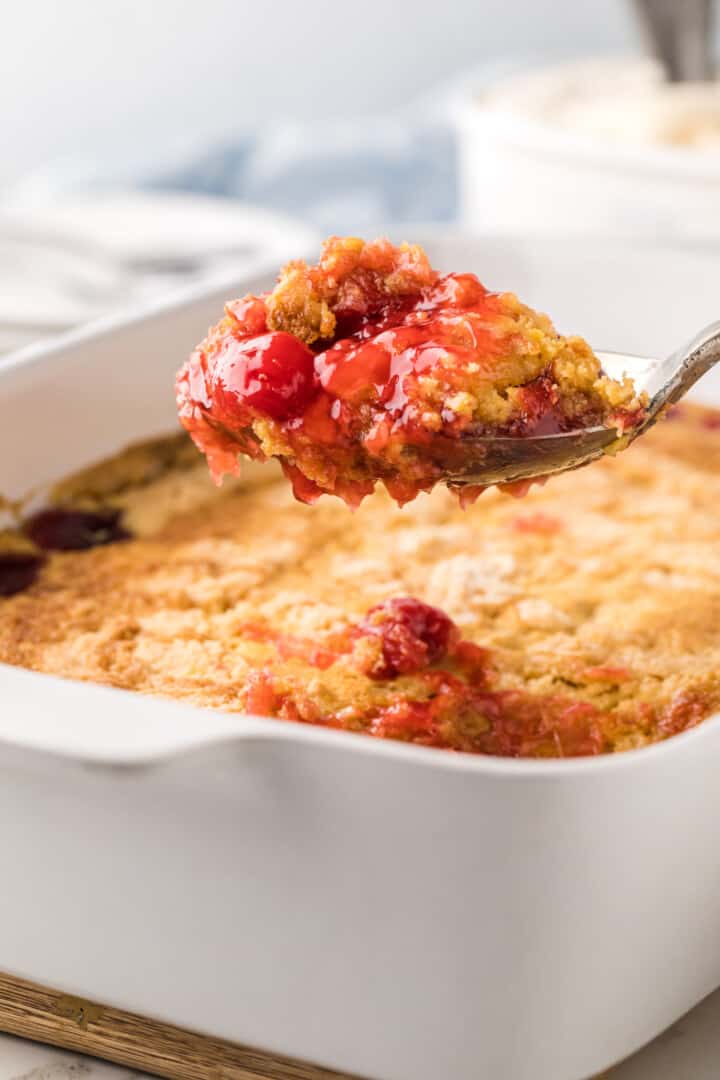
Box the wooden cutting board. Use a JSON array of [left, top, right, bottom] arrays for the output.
[[0, 971, 364, 1080], [0, 971, 619, 1080]]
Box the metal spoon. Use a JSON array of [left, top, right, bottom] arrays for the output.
[[440, 321, 720, 488]]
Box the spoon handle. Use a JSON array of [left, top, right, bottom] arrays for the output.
[[632, 0, 715, 82], [649, 319, 720, 415]]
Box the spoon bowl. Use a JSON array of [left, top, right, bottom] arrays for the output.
[[443, 320, 720, 487]]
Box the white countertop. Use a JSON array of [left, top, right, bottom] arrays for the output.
[[1, 988, 719, 1080]]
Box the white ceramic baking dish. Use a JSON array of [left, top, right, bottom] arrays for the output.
[[0, 233, 719, 1080], [456, 57, 720, 241]]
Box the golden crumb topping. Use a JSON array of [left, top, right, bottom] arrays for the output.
[[0, 404, 718, 758]]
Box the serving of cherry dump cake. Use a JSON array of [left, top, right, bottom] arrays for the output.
[[177, 237, 645, 506], [0, 404, 718, 758]]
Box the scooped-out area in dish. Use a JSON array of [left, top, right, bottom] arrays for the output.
[[0, 403, 717, 759]]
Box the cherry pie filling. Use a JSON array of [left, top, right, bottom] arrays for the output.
[[177, 237, 645, 507]]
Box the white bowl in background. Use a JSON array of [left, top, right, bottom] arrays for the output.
[[456, 57, 720, 241], [0, 233, 719, 1080]]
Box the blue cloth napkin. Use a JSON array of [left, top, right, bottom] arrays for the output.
[[145, 119, 458, 233]]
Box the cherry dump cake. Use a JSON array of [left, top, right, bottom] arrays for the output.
[[0, 404, 718, 758], [177, 237, 645, 506]]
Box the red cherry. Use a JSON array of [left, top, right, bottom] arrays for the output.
[[0, 552, 44, 597], [357, 596, 459, 679], [213, 331, 318, 422]]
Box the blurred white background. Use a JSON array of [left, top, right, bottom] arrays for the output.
[[0, 0, 658, 189], [2, 0, 720, 353], [0, 0, 660, 354], [1, 0, 719, 353]]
